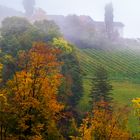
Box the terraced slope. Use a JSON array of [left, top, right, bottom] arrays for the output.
[[76, 48, 140, 82]]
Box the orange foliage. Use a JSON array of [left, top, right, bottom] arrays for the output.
[[71, 102, 130, 140], [6, 42, 64, 138]]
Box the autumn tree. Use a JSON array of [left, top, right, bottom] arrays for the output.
[[23, 0, 35, 17], [0, 17, 49, 83], [105, 2, 114, 39], [71, 102, 130, 140], [0, 93, 7, 140], [5, 43, 64, 139], [90, 66, 112, 110], [0, 62, 13, 140], [0, 63, 7, 140], [0, 17, 62, 57]]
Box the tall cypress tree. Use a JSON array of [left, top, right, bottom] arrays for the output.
[[23, 0, 35, 17], [105, 2, 114, 39]]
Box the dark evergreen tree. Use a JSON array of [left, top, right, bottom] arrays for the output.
[[90, 66, 113, 109], [104, 2, 114, 39]]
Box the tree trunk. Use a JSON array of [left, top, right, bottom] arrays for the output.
[[0, 124, 3, 140]]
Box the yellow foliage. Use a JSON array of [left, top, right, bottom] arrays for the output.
[[72, 103, 130, 140], [52, 37, 73, 53], [0, 63, 3, 82], [132, 98, 140, 108], [28, 135, 43, 140], [132, 98, 140, 117], [0, 93, 8, 111]]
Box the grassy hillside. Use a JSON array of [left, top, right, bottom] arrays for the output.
[[76, 47, 140, 132]]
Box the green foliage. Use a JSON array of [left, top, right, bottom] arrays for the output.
[[34, 20, 61, 41], [1, 17, 31, 37], [0, 17, 61, 57], [17, 26, 47, 51], [0, 36, 21, 56], [57, 45, 83, 139], [52, 38, 83, 109], [59, 50, 83, 107], [0, 17, 33, 56]]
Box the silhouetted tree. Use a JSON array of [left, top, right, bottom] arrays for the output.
[[23, 0, 35, 16], [104, 3, 114, 39]]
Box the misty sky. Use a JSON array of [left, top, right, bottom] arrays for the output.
[[0, 0, 139, 38]]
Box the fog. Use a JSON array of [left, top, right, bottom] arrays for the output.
[[0, 0, 139, 38]]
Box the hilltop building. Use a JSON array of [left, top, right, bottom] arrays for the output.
[[47, 15, 124, 38]]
